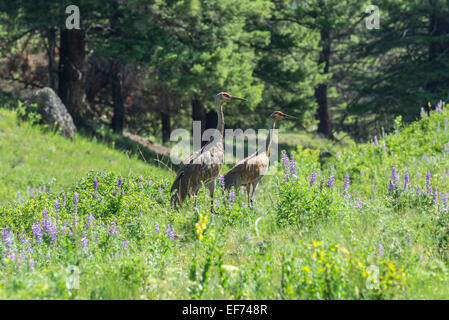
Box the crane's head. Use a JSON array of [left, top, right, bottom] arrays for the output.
[[270, 111, 296, 121], [216, 92, 247, 104]]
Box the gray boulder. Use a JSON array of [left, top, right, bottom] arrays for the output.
[[24, 87, 77, 138]]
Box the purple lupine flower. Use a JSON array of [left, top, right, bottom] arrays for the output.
[[443, 194, 448, 212], [45, 253, 51, 259], [282, 152, 289, 180], [241, 202, 246, 208], [344, 173, 350, 196], [391, 166, 398, 190], [29, 259, 35, 272], [310, 170, 316, 186], [93, 177, 99, 191], [109, 222, 120, 236], [219, 175, 225, 186], [139, 176, 144, 189], [155, 222, 160, 235], [290, 154, 297, 177], [2, 226, 10, 242], [214, 200, 220, 209], [433, 190, 438, 205], [166, 224, 175, 241], [117, 176, 123, 189], [85, 214, 95, 229], [374, 135, 378, 145], [73, 192, 79, 205], [404, 168, 410, 190], [48, 222, 57, 243], [54, 199, 60, 214], [73, 214, 79, 227], [112, 190, 117, 197], [327, 173, 334, 189], [388, 181, 395, 191], [9, 252, 15, 261], [228, 190, 236, 203], [382, 141, 386, 152], [92, 193, 98, 199], [426, 170, 432, 194], [42, 208, 50, 233], [356, 198, 363, 208], [27, 246, 34, 254], [62, 193, 67, 207], [60, 222, 69, 235], [121, 239, 128, 249], [2, 227, 12, 248], [240, 186, 245, 194], [81, 234, 87, 249], [406, 234, 410, 245], [420, 107, 426, 118], [378, 243, 384, 257], [19, 252, 26, 260], [437, 100, 443, 112], [20, 235, 29, 245], [32, 222, 42, 243]]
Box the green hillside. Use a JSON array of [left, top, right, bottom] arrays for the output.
[[1, 104, 449, 299], [0, 109, 169, 204]]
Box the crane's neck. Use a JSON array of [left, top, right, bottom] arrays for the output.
[[264, 118, 276, 156], [215, 96, 225, 138]]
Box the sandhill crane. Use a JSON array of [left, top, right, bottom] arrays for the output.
[[223, 111, 295, 207], [170, 92, 247, 211]]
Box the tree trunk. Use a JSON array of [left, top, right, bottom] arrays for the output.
[[58, 29, 88, 129], [111, 61, 125, 134], [45, 28, 57, 90], [161, 111, 171, 144], [192, 96, 206, 145], [205, 109, 218, 131], [427, 1, 449, 96], [315, 28, 333, 138]]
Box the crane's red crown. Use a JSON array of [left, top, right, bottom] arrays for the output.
[[220, 92, 231, 97]]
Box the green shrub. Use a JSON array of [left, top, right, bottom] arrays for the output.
[[276, 177, 344, 227]]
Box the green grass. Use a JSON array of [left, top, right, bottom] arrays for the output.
[[0, 109, 170, 204], [1, 105, 449, 299]]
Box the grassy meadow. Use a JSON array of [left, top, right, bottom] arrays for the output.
[[1, 105, 449, 299]]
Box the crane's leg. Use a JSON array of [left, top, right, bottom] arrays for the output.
[[250, 177, 262, 207], [206, 180, 217, 213], [245, 184, 251, 206]]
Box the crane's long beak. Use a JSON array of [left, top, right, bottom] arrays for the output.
[[283, 113, 296, 119], [230, 95, 247, 101]]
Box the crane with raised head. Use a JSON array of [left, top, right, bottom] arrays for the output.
[[170, 92, 247, 211], [223, 111, 296, 207]]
